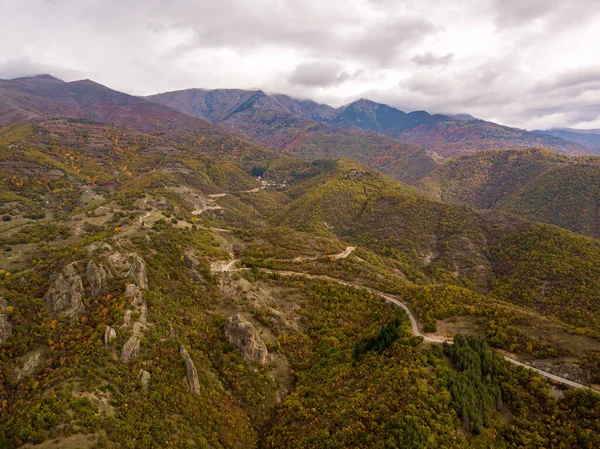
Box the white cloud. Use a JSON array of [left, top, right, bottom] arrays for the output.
[[1, 0, 600, 129], [0, 56, 84, 81]]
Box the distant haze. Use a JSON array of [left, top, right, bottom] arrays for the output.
[[1, 0, 600, 130]]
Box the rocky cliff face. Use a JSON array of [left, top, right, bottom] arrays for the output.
[[43, 262, 85, 317], [121, 335, 141, 363], [86, 260, 108, 298], [224, 314, 269, 365], [108, 253, 148, 289], [120, 283, 148, 364], [180, 346, 201, 395], [123, 310, 132, 328], [0, 297, 13, 346]]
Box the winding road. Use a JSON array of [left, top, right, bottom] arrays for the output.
[[139, 212, 151, 226], [139, 197, 151, 227], [379, 290, 589, 388], [291, 246, 356, 262], [213, 257, 592, 391], [333, 246, 356, 260]]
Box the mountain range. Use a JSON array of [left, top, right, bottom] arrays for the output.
[[148, 87, 593, 157], [2, 74, 600, 237], [1, 74, 600, 448], [1, 74, 596, 178], [535, 127, 600, 151]]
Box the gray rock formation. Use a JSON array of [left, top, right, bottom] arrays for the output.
[[224, 314, 269, 365], [140, 369, 151, 390], [14, 347, 45, 380], [43, 262, 85, 317], [123, 310, 132, 328], [124, 284, 143, 304], [124, 284, 147, 324], [180, 346, 200, 395], [104, 326, 116, 345], [108, 253, 148, 288], [86, 261, 108, 298], [0, 297, 12, 347], [121, 336, 140, 363], [120, 283, 147, 364]]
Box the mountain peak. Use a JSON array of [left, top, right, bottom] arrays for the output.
[[347, 98, 381, 109], [9, 73, 64, 84], [69, 78, 105, 87], [449, 113, 477, 121]]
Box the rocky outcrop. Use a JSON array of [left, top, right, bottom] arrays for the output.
[[121, 336, 140, 363], [140, 369, 151, 390], [120, 284, 147, 364], [123, 310, 132, 328], [104, 326, 116, 345], [14, 347, 45, 380], [108, 253, 148, 288], [44, 262, 85, 317], [124, 284, 147, 323], [224, 314, 269, 365], [86, 261, 108, 298], [0, 297, 12, 347], [124, 284, 143, 303], [180, 346, 200, 395]]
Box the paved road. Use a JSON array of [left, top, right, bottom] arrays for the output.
[[213, 259, 591, 391]]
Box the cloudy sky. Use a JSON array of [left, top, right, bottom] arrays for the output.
[[1, 0, 600, 129]]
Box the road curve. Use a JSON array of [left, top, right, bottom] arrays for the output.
[[378, 293, 448, 344], [333, 246, 356, 260], [292, 271, 590, 389], [139, 212, 151, 226], [212, 259, 241, 272], [139, 197, 151, 226], [214, 261, 591, 391]]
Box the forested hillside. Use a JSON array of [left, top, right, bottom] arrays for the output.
[[0, 76, 600, 449], [413, 148, 600, 237]]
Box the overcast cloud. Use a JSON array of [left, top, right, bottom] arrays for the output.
[[1, 0, 600, 129]]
